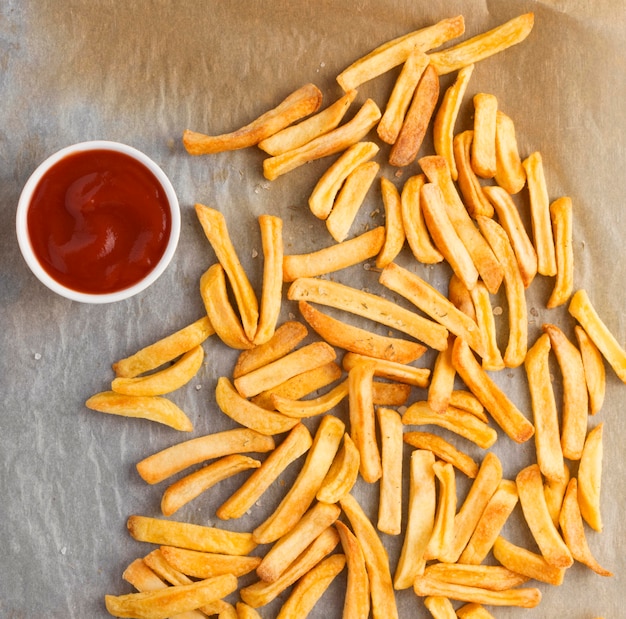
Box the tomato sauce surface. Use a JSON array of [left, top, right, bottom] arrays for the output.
[[27, 149, 172, 295]]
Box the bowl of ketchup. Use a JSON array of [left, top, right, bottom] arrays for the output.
[[16, 141, 180, 303]]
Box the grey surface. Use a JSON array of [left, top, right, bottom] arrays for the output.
[[1, 1, 624, 617]]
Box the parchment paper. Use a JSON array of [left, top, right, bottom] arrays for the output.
[[1, 1, 624, 617]]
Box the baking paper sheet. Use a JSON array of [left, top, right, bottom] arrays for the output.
[[1, 1, 624, 617]]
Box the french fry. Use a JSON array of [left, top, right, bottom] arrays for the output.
[[456, 604, 497, 619], [547, 196, 574, 308], [256, 502, 341, 583], [159, 547, 261, 580], [428, 12, 535, 75], [403, 431, 479, 478], [263, 98, 381, 180], [342, 351, 431, 388], [113, 317, 214, 378], [111, 345, 204, 397], [433, 63, 474, 180], [283, 226, 385, 281], [287, 277, 449, 350], [471, 93, 498, 178], [492, 535, 566, 586], [258, 89, 357, 155], [424, 460, 457, 562], [453, 130, 494, 217], [298, 300, 425, 363], [216, 423, 312, 521], [544, 462, 570, 527], [483, 184, 537, 288], [105, 574, 238, 619], [448, 273, 476, 321], [468, 281, 505, 372], [375, 177, 406, 268], [543, 323, 588, 460], [494, 110, 526, 194], [161, 454, 261, 516], [275, 554, 346, 619], [219, 604, 238, 619], [516, 464, 573, 568], [574, 324, 606, 415], [424, 562, 529, 591], [325, 160, 380, 242], [402, 400, 497, 450], [335, 521, 370, 619], [424, 596, 456, 619], [377, 407, 403, 535], [524, 333, 565, 482], [389, 63, 439, 167], [234, 341, 337, 399], [373, 380, 411, 406], [559, 478, 613, 577], [427, 336, 456, 413], [183, 83, 323, 154], [569, 288, 626, 383], [236, 602, 263, 619], [252, 415, 344, 544], [336, 15, 465, 91], [377, 50, 429, 144], [577, 422, 604, 532], [195, 204, 259, 341], [85, 391, 193, 432], [400, 173, 444, 264], [127, 515, 257, 556], [522, 151, 557, 276], [340, 493, 399, 619], [136, 428, 275, 485], [316, 433, 360, 503], [308, 141, 379, 220], [271, 379, 348, 419], [450, 390, 486, 421]]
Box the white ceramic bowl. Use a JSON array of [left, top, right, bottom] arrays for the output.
[[16, 140, 180, 304]]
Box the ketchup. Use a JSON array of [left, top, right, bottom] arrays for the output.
[[27, 149, 172, 295]]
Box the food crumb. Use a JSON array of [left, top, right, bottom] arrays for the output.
[[252, 249, 259, 258], [34, 353, 42, 360], [195, 384, 202, 391], [493, 306, 503, 316]]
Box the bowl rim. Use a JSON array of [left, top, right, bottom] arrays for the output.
[[15, 140, 181, 304]]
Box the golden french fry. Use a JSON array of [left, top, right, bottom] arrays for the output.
[[403, 431, 479, 478], [379, 262, 485, 357], [453, 130, 494, 217], [494, 110, 526, 194], [516, 464, 573, 568], [240, 527, 339, 608], [389, 63, 439, 167], [372, 380, 412, 406], [257, 502, 341, 583], [378, 50, 429, 144], [183, 83, 322, 154], [468, 281, 505, 372], [234, 341, 336, 399], [111, 345, 204, 397], [400, 173, 444, 264], [547, 196, 574, 308], [402, 400, 497, 450], [448, 273, 476, 321], [524, 333, 565, 483], [263, 98, 381, 181], [275, 554, 346, 619], [522, 151, 557, 277], [271, 379, 348, 419], [195, 204, 259, 340], [236, 602, 263, 619], [492, 535, 566, 586], [456, 603, 497, 619], [283, 226, 384, 281], [159, 547, 261, 580], [544, 461, 571, 527], [577, 422, 604, 532], [450, 390, 486, 420], [335, 521, 370, 619], [428, 12, 535, 75], [433, 64, 474, 180], [483, 184, 537, 288], [287, 277, 449, 350], [127, 515, 257, 556], [340, 493, 399, 619], [424, 562, 529, 591], [252, 415, 344, 544], [298, 300, 425, 364], [336, 15, 465, 91], [136, 428, 275, 485], [342, 351, 431, 388], [569, 289, 626, 383], [308, 141, 379, 220], [377, 408, 403, 535], [218, 603, 238, 619], [258, 90, 357, 155], [543, 323, 588, 460], [216, 423, 312, 521], [325, 160, 379, 242], [316, 433, 360, 503], [424, 460, 457, 563], [85, 391, 193, 432], [574, 325, 606, 415], [375, 177, 406, 268], [424, 596, 456, 619], [113, 317, 214, 378], [161, 454, 261, 517], [427, 336, 456, 413], [471, 93, 498, 178], [559, 478, 613, 577]]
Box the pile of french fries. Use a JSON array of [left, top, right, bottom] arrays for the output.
[[89, 11, 624, 619]]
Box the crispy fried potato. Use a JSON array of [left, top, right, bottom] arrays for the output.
[[453, 130, 494, 217], [494, 110, 526, 194], [450, 390, 486, 420], [547, 196, 574, 308], [159, 546, 261, 580], [574, 325, 606, 415], [544, 462, 570, 527], [403, 431, 479, 478], [427, 336, 456, 414], [342, 351, 431, 388], [316, 433, 360, 503], [335, 521, 370, 619], [237, 602, 263, 619], [183, 83, 323, 154], [424, 460, 457, 562], [375, 177, 406, 268], [424, 562, 529, 591], [468, 281, 505, 372], [424, 596, 456, 619], [577, 422, 604, 532], [471, 93, 498, 178], [448, 273, 476, 320], [456, 604, 497, 619], [377, 408, 404, 534], [271, 379, 348, 419]]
